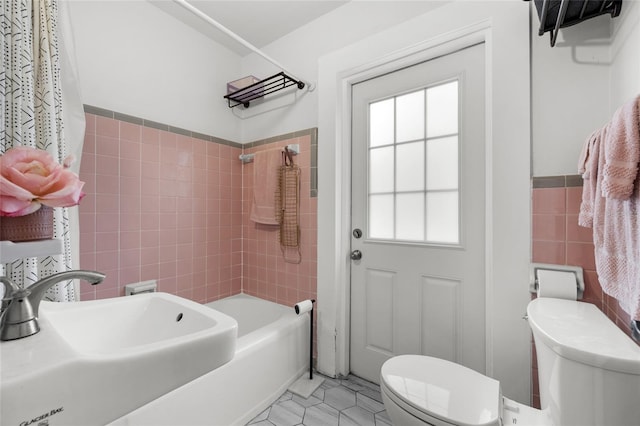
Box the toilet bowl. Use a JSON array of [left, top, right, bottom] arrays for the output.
[[380, 298, 640, 426], [380, 355, 547, 426]]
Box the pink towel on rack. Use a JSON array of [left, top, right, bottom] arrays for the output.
[[579, 95, 640, 321], [250, 150, 280, 225], [601, 95, 640, 199], [578, 128, 603, 228]]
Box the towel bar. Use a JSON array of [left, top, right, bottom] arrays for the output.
[[238, 143, 300, 163]]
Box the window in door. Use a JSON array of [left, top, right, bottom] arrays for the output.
[[368, 79, 459, 244]]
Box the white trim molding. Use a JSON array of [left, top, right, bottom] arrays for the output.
[[317, 0, 531, 403]]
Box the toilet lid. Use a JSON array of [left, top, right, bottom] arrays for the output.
[[380, 355, 500, 426], [527, 298, 640, 374]]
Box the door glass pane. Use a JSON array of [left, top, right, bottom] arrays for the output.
[[370, 146, 394, 193], [369, 194, 394, 239], [427, 136, 458, 190], [396, 193, 425, 241], [397, 142, 424, 192], [427, 81, 458, 138], [396, 90, 424, 143], [426, 191, 459, 243], [370, 98, 394, 147], [367, 78, 460, 245]]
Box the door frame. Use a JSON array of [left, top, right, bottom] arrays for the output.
[[334, 23, 494, 377], [317, 3, 531, 403]]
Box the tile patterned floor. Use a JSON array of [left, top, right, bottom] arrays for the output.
[[247, 374, 392, 426]]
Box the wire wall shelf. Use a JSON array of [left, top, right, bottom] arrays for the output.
[[530, 0, 622, 47], [224, 72, 305, 109]]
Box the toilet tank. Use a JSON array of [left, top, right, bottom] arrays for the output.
[[527, 298, 640, 426]]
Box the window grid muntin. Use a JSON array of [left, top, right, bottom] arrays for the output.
[[367, 79, 460, 244]]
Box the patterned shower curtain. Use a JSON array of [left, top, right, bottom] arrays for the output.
[[1, 0, 79, 301]]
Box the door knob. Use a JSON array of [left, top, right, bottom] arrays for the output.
[[350, 250, 362, 260]]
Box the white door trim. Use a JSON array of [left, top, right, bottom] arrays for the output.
[[332, 21, 494, 378]]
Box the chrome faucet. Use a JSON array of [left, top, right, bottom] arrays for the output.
[[0, 270, 105, 341]]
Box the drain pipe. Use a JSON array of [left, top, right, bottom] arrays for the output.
[[172, 0, 315, 91]]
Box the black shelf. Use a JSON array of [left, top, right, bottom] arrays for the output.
[[531, 0, 622, 47], [223, 72, 305, 108]]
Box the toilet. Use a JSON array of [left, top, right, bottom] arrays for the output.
[[380, 298, 640, 426]]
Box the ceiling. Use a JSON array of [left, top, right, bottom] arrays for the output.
[[151, 0, 350, 56]]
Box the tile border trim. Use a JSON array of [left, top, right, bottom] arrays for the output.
[[532, 175, 582, 188], [83, 104, 242, 148]]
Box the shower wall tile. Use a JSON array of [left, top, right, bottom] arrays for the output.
[[241, 133, 318, 308], [530, 176, 639, 409], [79, 112, 242, 302], [532, 187, 565, 214], [79, 107, 318, 358], [531, 240, 565, 264]]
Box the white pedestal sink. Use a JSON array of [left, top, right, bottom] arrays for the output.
[[0, 292, 237, 426]]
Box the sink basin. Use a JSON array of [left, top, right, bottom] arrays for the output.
[[1, 292, 237, 426], [44, 292, 225, 354]]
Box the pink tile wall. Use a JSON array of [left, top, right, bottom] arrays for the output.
[[79, 113, 243, 302], [530, 184, 638, 408], [78, 111, 318, 316], [241, 135, 318, 308]]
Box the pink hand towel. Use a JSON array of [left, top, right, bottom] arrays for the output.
[[579, 95, 640, 321], [578, 128, 604, 228], [601, 95, 640, 199], [250, 149, 280, 225]]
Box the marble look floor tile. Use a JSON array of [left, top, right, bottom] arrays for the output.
[[324, 386, 357, 411], [349, 376, 382, 392], [358, 387, 384, 404], [303, 403, 340, 426], [246, 374, 389, 426], [250, 421, 275, 426], [375, 409, 392, 426], [311, 386, 325, 400], [356, 393, 386, 414], [339, 406, 376, 426], [278, 392, 294, 402], [293, 394, 323, 408], [249, 407, 270, 424], [340, 377, 367, 392], [268, 401, 304, 426], [281, 400, 306, 417], [320, 377, 343, 389]]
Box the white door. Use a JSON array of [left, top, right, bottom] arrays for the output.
[[350, 43, 486, 384]]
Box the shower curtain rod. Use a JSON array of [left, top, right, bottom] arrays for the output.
[[172, 0, 314, 91]]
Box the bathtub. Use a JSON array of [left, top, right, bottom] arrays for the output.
[[109, 293, 309, 426]]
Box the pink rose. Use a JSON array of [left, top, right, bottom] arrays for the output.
[[0, 146, 85, 217]]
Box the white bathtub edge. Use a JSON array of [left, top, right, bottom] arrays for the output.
[[107, 295, 310, 426]]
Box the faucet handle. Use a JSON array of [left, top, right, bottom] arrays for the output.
[[0, 277, 39, 340], [0, 277, 20, 300], [0, 277, 21, 314], [1, 276, 31, 313]]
